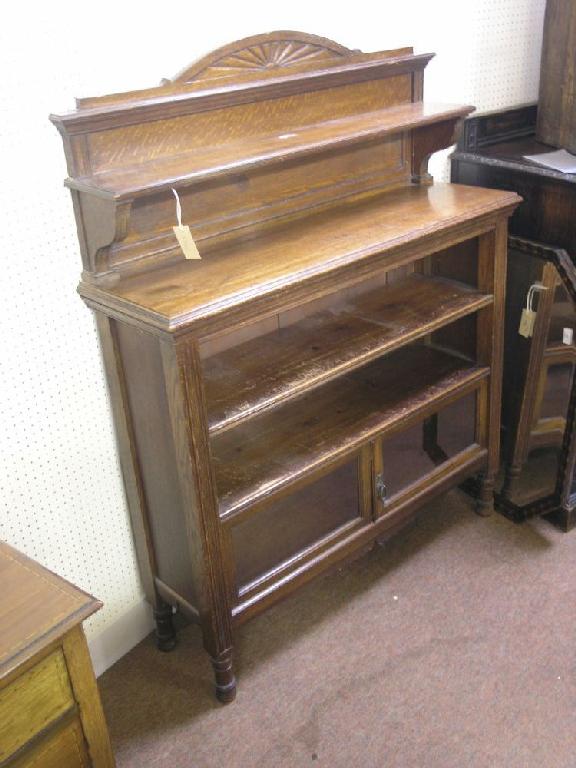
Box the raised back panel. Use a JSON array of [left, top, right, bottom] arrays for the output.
[[51, 32, 442, 280], [112, 133, 408, 270], [85, 76, 411, 171], [74, 33, 411, 108]]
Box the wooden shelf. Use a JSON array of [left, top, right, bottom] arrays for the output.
[[204, 274, 492, 433], [212, 344, 489, 520], [66, 102, 472, 200], [85, 183, 519, 334]]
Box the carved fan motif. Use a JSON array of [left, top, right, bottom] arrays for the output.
[[198, 42, 340, 78], [170, 31, 353, 84]]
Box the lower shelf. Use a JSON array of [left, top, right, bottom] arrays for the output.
[[230, 445, 487, 621], [212, 343, 489, 519]]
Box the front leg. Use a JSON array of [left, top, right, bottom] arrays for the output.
[[210, 648, 236, 703]]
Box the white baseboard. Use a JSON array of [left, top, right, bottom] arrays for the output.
[[87, 597, 155, 677]]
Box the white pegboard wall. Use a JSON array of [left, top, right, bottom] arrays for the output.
[[425, 0, 546, 180], [0, 0, 546, 657], [0, 183, 144, 637]]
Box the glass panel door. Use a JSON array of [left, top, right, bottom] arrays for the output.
[[374, 391, 479, 515]]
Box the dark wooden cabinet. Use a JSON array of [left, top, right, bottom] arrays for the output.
[[451, 105, 576, 529], [537, 0, 576, 152], [503, 244, 575, 493], [51, 32, 519, 701]]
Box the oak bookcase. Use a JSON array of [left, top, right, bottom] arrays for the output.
[[51, 32, 520, 701]]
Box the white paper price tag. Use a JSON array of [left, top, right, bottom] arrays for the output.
[[518, 282, 548, 339], [563, 327, 574, 345], [172, 188, 202, 260], [173, 225, 201, 260], [519, 308, 536, 338]]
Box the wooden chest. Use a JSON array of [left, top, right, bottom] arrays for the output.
[[0, 542, 114, 767]]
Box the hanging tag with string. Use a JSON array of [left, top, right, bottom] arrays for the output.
[[518, 282, 547, 338], [172, 188, 201, 260]]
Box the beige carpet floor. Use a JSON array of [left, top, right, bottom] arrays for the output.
[[98, 488, 576, 767]]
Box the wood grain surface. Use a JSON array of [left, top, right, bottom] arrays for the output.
[[212, 344, 489, 519], [204, 273, 492, 432], [7, 716, 90, 768], [81, 183, 518, 334], [536, 0, 576, 152], [51, 50, 434, 138], [0, 542, 99, 681], [67, 102, 472, 200], [0, 650, 73, 762], [62, 626, 116, 767]]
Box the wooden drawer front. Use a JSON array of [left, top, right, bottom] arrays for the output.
[[7, 716, 89, 768], [0, 650, 74, 762]]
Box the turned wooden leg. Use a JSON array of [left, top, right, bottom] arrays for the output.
[[501, 463, 522, 499], [154, 600, 177, 652], [476, 474, 495, 517], [211, 648, 236, 703]]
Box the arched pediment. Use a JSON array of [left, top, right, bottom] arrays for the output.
[[168, 30, 353, 84]]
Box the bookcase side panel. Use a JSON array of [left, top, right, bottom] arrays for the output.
[[114, 322, 198, 611]]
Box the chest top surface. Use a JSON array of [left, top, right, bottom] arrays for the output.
[[0, 542, 100, 680]]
